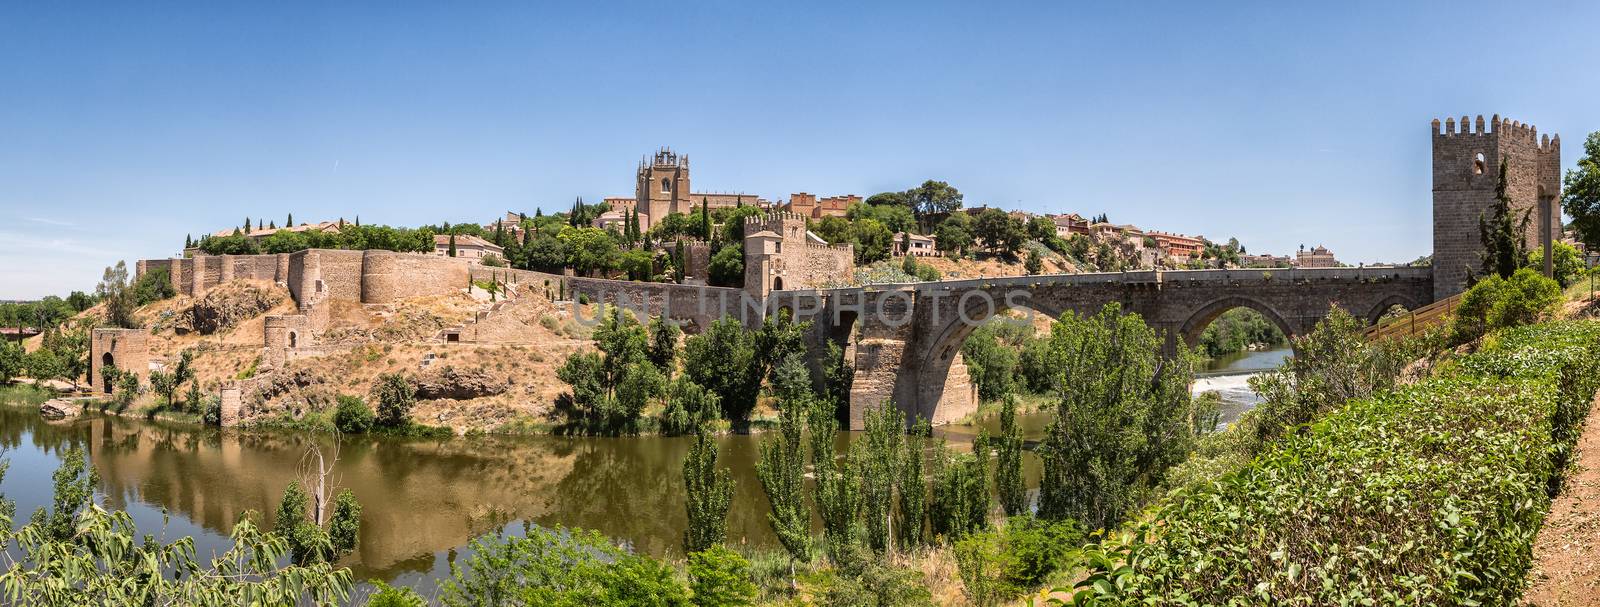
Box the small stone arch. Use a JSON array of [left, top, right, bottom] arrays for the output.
[[287, 331, 298, 348], [101, 352, 115, 393], [771, 276, 784, 292], [1365, 293, 1420, 325], [660, 177, 671, 193], [1178, 296, 1297, 349]]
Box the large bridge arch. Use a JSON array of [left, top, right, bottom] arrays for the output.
[[1365, 293, 1422, 325], [1177, 295, 1299, 350], [910, 288, 1069, 426]]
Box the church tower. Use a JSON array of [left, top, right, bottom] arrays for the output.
[[636, 148, 691, 227], [1431, 114, 1561, 300]]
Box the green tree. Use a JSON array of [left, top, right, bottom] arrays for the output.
[[852, 218, 894, 265], [97, 261, 138, 329], [810, 397, 861, 562], [1024, 249, 1044, 275], [756, 355, 813, 585], [929, 438, 988, 540], [688, 546, 757, 607], [683, 432, 735, 553], [683, 318, 761, 425], [0, 340, 23, 384], [897, 417, 930, 549], [1034, 303, 1197, 530], [35, 446, 98, 541], [441, 526, 688, 607], [961, 321, 1019, 402], [994, 396, 1027, 517], [559, 226, 622, 277], [1563, 131, 1600, 250], [1479, 160, 1530, 280], [847, 202, 916, 235], [658, 377, 721, 436], [974, 209, 1025, 257], [370, 373, 415, 428], [855, 402, 904, 554], [906, 180, 964, 230], [1026, 216, 1056, 242], [708, 245, 744, 288], [934, 213, 975, 258], [333, 395, 375, 433], [1527, 241, 1586, 288], [647, 316, 681, 375]]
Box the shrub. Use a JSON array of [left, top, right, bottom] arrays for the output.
[[370, 373, 414, 428], [1450, 268, 1562, 345], [1064, 320, 1600, 606], [366, 581, 426, 607], [688, 545, 758, 607], [439, 525, 689, 606], [333, 395, 375, 434]]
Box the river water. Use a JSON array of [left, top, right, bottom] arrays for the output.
[[0, 347, 1286, 589]]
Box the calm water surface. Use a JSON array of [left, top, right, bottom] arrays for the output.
[[0, 348, 1284, 590]]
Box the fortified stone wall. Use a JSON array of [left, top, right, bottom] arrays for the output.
[[90, 328, 150, 394], [742, 212, 854, 297], [1432, 114, 1561, 299], [262, 314, 312, 367], [565, 277, 743, 332], [361, 251, 470, 303]]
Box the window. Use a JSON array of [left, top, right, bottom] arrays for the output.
[[1473, 152, 1486, 175], [661, 178, 671, 193]]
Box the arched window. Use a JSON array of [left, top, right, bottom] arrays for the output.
[[101, 353, 115, 393], [772, 276, 784, 291], [661, 178, 671, 193], [1473, 152, 1486, 175], [288, 331, 297, 348]]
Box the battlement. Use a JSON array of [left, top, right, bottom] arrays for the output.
[[1432, 114, 1559, 151], [745, 211, 811, 226]]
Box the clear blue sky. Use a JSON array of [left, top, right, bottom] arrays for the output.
[[3, 1, 1596, 299]]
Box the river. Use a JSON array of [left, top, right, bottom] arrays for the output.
[[0, 346, 1287, 590]]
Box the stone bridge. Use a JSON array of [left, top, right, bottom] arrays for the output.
[[776, 266, 1432, 428]]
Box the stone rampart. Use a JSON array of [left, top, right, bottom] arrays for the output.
[[360, 251, 469, 303], [90, 328, 150, 394]]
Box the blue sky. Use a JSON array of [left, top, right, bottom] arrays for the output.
[[3, 1, 1596, 299]]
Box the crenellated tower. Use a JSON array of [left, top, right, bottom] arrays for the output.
[[1431, 114, 1561, 299]]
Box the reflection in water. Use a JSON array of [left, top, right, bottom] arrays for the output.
[[0, 348, 1288, 590]]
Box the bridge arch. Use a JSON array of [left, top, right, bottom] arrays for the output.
[[1177, 295, 1297, 350], [1365, 293, 1421, 325], [101, 352, 115, 393], [914, 289, 1067, 425]]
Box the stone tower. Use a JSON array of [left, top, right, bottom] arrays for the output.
[[1431, 114, 1561, 299], [743, 211, 853, 297], [635, 148, 691, 226]]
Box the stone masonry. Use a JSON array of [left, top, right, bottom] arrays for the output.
[[90, 328, 150, 394], [742, 211, 854, 298], [1432, 114, 1561, 299]]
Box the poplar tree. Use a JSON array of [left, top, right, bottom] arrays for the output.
[[448, 233, 457, 257], [995, 396, 1027, 517], [287, 212, 294, 226], [245, 217, 252, 233], [856, 402, 904, 554], [756, 355, 813, 586], [897, 417, 930, 549], [683, 431, 734, 553], [809, 397, 859, 561], [701, 198, 712, 240]]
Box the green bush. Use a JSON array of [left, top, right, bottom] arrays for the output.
[[1450, 267, 1562, 345], [1065, 320, 1600, 606], [365, 581, 426, 607], [334, 395, 375, 434], [370, 373, 414, 428], [688, 545, 758, 607], [439, 525, 689, 606]]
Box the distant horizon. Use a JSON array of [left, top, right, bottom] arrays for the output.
[[4, 1, 1597, 298]]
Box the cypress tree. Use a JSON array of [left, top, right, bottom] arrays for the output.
[[287, 212, 294, 226], [184, 234, 192, 248], [1479, 159, 1530, 280], [245, 217, 252, 233], [683, 431, 734, 553], [535, 207, 543, 218], [448, 233, 457, 257], [701, 198, 711, 240]]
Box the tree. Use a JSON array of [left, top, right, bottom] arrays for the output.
[[864, 191, 911, 208], [0, 340, 23, 384], [1035, 303, 1198, 530], [994, 396, 1026, 517], [929, 438, 988, 540], [847, 202, 916, 235], [1479, 160, 1530, 280], [1528, 241, 1586, 288], [974, 209, 1025, 257], [41, 319, 90, 391], [647, 316, 681, 376], [370, 373, 414, 428], [935, 213, 976, 257], [1027, 216, 1056, 242], [682, 318, 761, 425], [755, 355, 812, 586], [37, 446, 98, 541], [906, 180, 964, 230], [897, 417, 930, 549], [447, 232, 458, 257], [560, 226, 623, 277], [1025, 249, 1044, 275], [852, 218, 894, 265], [683, 431, 734, 553], [1563, 131, 1600, 251], [97, 261, 138, 329], [854, 402, 904, 554], [811, 397, 861, 562]]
